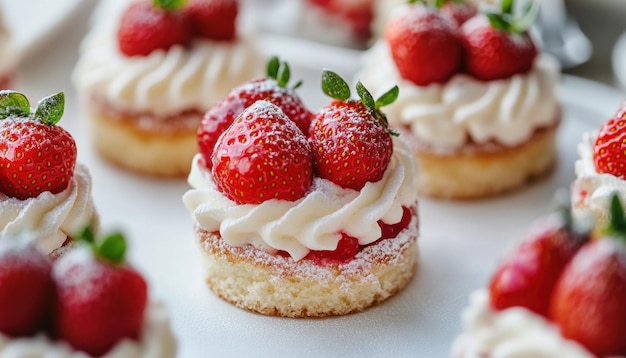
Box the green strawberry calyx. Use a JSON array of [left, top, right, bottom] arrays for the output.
[[76, 226, 128, 264], [484, 0, 540, 34], [321, 69, 400, 136], [0, 90, 65, 125], [605, 193, 626, 243], [153, 0, 187, 11], [266, 56, 303, 90]]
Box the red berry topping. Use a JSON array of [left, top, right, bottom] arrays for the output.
[[378, 206, 412, 240], [440, 0, 477, 26], [460, 1, 538, 81], [305, 234, 360, 264], [117, 0, 192, 57], [488, 208, 588, 317], [309, 70, 398, 191], [0, 91, 77, 200], [384, 4, 462, 86], [54, 230, 148, 357], [183, 0, 238, 41], [212, 100, 313, 204], [0, 242, 54, 337], [550, 195, 626, 357], [198, 57, 312, 168], [594, 101, 626, 178]]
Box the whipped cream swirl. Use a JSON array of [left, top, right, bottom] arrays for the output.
[[183, 138, 419, 260], [0, 164, 96, 254], [452, 290, 595, 358], [357, 41, 560, 151]]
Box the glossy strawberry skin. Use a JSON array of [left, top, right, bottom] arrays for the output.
[[385, 5, 462, 86], [183, 0, 238, 41], [549, 239, 626, 357], [0, 245, 54, 337], [488, 217, 585, 317], [0, 117, 77, 200], [460, 15, 537, 81], [118, 1, 192, 57], [305, 234, 360, 264], [198, 79, 313, 168], [441, 1, 477, 26], [53, 259, 148, 357], [309, 99, 392, 191], [378, 206, 412, 240], [594, 102, 626, 178], [212, 101, 313, 204]]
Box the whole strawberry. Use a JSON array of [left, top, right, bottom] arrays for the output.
[[212, 100, 313, 205], [488, 206, 589, 317], [0, 240, 54, 337], [309, 70, 398, 191], [118, 0, 192, 56], [594, 101, 626, 178], [183, 0, 238, 41], [0, 91, 77, 200], [549, 194, 626, 357], [53, 228, 147, 357], [198, 57, 312, 168], [384, 1, 462, 86], [460, 0, 538, 81]]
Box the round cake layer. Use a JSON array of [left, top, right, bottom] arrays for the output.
[[195, 208, 419, 318], [412, 120, 559, 199]]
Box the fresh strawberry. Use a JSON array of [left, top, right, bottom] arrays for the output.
[[305, 234, 359, 264], [117, 0, 192, 57], [550, 194, 626, 357], [54, 229, 147, 357], [378, 206, 412, 240], [460, 0, 538, 81], [197, 57, 312, 168], [488, 207, 589, 317], [211, 100, 313, 205], [384, 2, 462, 86], [183, 0, 238, 41], [309, 70, 398, 191], [0, 91, 77, 200], [594, 101, 626, 178], [0, 241, 54, 337], [440, 0, 477, 26]]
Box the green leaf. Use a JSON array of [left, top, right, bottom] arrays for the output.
[[0, 90, 30, 119], [434, 0, 445, 8], [375, 85, 399, 108], [266, 56, 280, 80], [292, 80, 303, 90], [321, 70, 351, 101], [501, 0, 513, 14], [153, 0, 187, 11], [97, 232, 127, 264], [277, 61, 291, 88], [356, 81, 375, 110], [34, 91, 65, 125], [485, 12, 511, 32], [511, 0, 540, 33], [77, 225, 96, 244]]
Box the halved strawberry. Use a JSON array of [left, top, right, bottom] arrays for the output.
[[594, 101, 626, 178], [0, 91, 76, 200], [183, 0, 238, 41]]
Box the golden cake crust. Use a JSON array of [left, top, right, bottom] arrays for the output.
[[195, 207, 420, 318], [410, 116, 560, 200]]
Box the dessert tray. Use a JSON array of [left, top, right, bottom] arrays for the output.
[[8, 1, 626, 356]]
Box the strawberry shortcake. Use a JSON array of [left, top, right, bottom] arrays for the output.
[[357, 0, 560, 199], [0, 90, 97, 256], [183, 69, 419, 317], [452, 197, 626, 357], [73, 0, 263, 177], [0, 229, 176, 357]]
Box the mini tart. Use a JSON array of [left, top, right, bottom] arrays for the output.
[[409, 117, 560, 200], [194, 206, 419, 318]]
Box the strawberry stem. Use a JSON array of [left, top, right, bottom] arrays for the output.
[[321, 69, 351, 101], [153, 0, 187, 11], [606, 194, 626, 241], [484, 0, 539, 34], [75, 226, 128, 264], [0, 90, 31, 119], [266, 56, 301, 89], [34, 91, 64, 125]]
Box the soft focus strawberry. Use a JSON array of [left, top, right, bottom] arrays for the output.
[[183, 0, 238, 41], [54, 229, 147, 357], [309, 70, 398, 191], [550, 194, 626, 357], [307, 0, 373, 42], [384, 3, 462, 86], [594, 101, 626, 178], [440, 0, 477, 26], [212, 100, 313, 204], [117, 0, 192, 56], [488, 208, 588, 317], [0, 241, 54, 337], [0, 91, 77, 200], [460, 0, 538, 81], [197, 57, 312, 168]]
